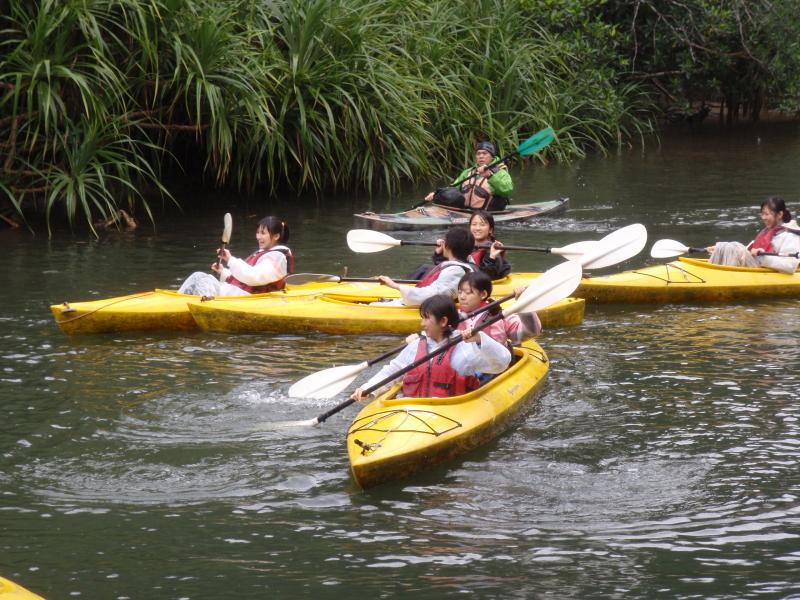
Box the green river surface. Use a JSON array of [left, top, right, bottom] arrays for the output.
[[2, 124, 800, 599]]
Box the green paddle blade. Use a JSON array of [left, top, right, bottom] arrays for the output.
[[517, 127, 555, 156]]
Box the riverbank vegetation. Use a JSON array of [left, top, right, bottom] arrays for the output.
[[1, 0, 798, 234]]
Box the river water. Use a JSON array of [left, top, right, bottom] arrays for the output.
[[2, 124, 800, 599]]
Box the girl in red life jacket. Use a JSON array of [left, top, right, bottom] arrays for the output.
[[375, 227, 475, 306], [456, 271, 541, 347], [423, 211, 511, 281], [707, 196, 800, 274], [350, 294, 511, 402], [468, 210, 512, 280], [178, 216, 294, 297]]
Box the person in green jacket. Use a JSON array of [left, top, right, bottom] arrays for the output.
[[424, 141, 513, 211]]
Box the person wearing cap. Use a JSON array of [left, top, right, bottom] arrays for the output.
[[424, 141, 513, 211]]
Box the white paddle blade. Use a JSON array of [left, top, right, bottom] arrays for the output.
[[347, 229, 402, 253], [550, 240, 599, 261], [507, 261, 583, 315], [650, 239, 691, 259], [221, 213, 233, 244], [288, 361, 369, 399], [580, 223, 647, 269]]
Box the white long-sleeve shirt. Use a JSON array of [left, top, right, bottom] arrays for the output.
[[398, 261, 473, 306], [362, 331, 511, 394], [750, 222, 800, 274], [219, 246, 289, 288]]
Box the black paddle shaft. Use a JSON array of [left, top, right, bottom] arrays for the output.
[[451, 150, 519, 188], [398, 240, 553, 254], [312, 310, 508, 425]]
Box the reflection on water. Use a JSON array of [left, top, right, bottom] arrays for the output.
[[2, 127, 800, 599]]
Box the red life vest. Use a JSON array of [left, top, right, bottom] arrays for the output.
[[226, 246, 294, 293], [750, 227, 782, 253], [417, 261, 473, 288], [469, 247, 486, 265], [402, 337, 480, 398]]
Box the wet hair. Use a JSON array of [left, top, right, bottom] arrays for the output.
[[761, 196, 792, 223], [419, 294, 459, 333], [469, 210, 497, 240], [258, 216, 290, 243], [444, 226, 475, 261]]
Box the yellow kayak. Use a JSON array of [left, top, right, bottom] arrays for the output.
[[347, 340, 548, 489], [49, 283, 340, 335], [49, 274, 543, 335], [0, 577, 44, 600], [187, 294, 584, 334], [575, 257, 800, 303]]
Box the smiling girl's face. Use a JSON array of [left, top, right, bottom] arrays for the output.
[[470, 215, 492, 243]]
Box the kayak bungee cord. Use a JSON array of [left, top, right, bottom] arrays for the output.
[[630, 263, 707, 285], [349, 409, 462, 456], [54, 291, 155, 324]]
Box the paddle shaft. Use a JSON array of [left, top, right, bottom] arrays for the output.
[[215, 214, 233, 267], [299, 291, 514, 398], [362, 292, 510, 365], [284, 273, 420, 285], [396, 240, 557, 254], [332, 294, 508, 386], [685, 246, 797, 258], [311, 311, 507, 425], [340, 276, 419, 284], [214, 241, 228, 268], [451, 153, 518, 188]]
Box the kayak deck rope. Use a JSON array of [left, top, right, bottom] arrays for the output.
[[527, 347, 548, 364], [349, 409, 462, 456], [631, 262, 706, 285], [54, 291, 155, 323]]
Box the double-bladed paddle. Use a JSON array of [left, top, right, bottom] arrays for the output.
[[286, 260, 583, 427], [650, 239, 799, 259], [449, 128, 556, 189], [285, 273, 419, 286], [287, 290, 518, 400], [346, 228, 596, 258], [346, 223, 648, 270]]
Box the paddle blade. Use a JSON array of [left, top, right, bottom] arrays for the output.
[[580, 223, 647, 269], [507, 260, 582, 315], [285, 273, 341, 285], [347, 229, 402, 253], [650, 239, 691, 258], [550, 240, 599, 261], [221, 213, 233, 244], [288, 361, 369, 399], [517, 127, 555, 156]]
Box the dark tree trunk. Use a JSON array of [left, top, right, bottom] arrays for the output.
[[751, 88, 764, 122]]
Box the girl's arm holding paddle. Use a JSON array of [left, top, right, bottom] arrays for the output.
[[351, 331, 510, 402]]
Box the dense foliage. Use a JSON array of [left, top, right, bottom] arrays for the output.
[[5, 0, 796, 233], [599, 0, 800, 121]]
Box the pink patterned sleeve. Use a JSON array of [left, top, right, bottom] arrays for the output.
[[503, 313, 541, 345]]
